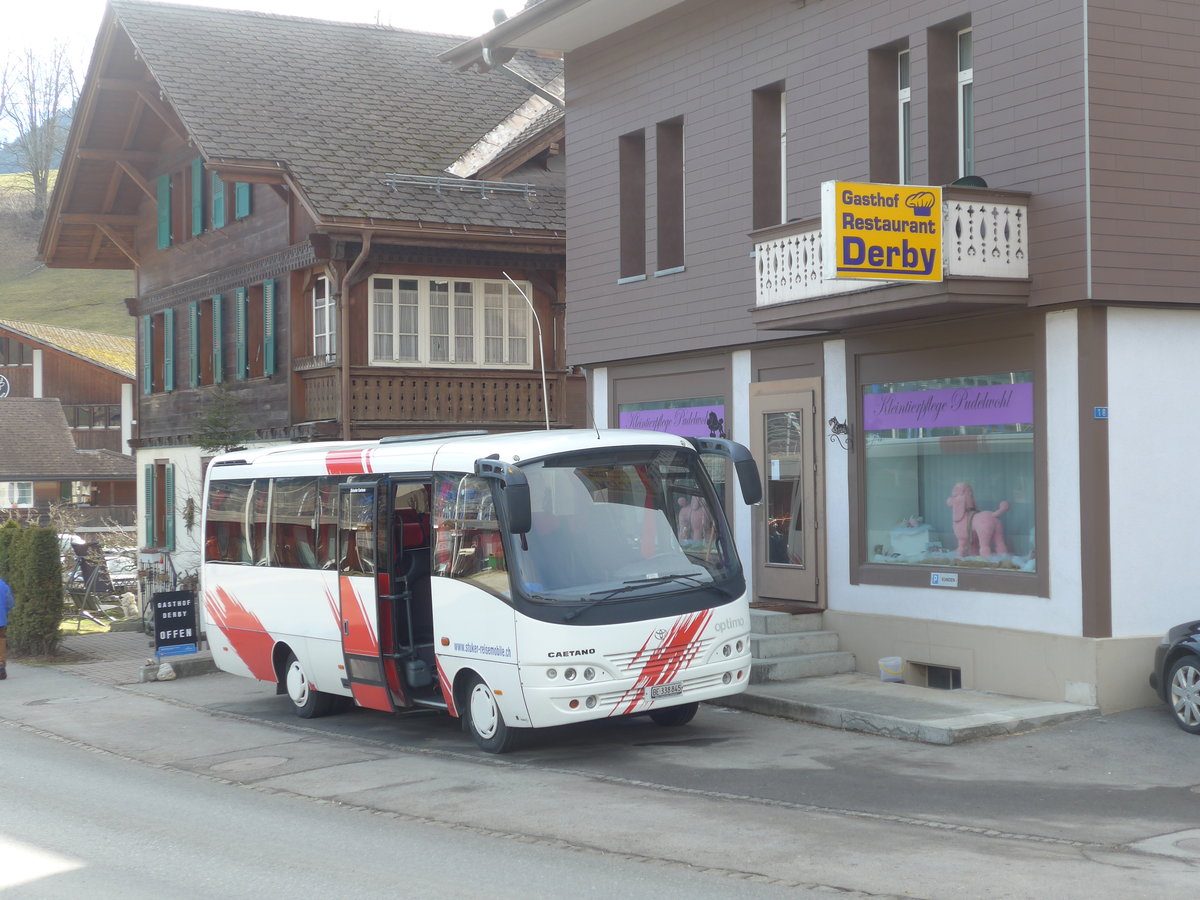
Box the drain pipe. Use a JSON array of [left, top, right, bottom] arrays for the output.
[[329, 231, 373, 441]]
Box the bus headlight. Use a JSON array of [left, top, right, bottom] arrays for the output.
[[723, 672, 732, 685], [565, 667, 577, 681], [583, 667, 595, 681], [722, 644, 732, 657], [547, 668, 558, 680], [585, 695, 597, 709], [736, 640, 744, 653]]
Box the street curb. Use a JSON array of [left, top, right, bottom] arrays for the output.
[[715, 691, 1099, 745]]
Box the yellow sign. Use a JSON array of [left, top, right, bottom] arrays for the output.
[[823, 181, 943, 281]]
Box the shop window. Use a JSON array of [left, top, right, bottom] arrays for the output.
[[862, 371, 1035, 573]]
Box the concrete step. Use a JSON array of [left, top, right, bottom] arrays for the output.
[[749, 609, 826, 634], [750, 650, 857, 683], [750, 630, 842, 660]]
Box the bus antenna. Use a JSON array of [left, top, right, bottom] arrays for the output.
[[503, 272, 550, 430]]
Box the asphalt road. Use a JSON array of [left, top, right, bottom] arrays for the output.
[[3, 662, 1199, 898]]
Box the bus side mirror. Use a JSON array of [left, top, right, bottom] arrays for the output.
[[688, 437, 763, 506], [474, 458, 532, 534]]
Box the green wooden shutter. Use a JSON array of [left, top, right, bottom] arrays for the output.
[[262, 279, 276, 376], [162, 308, 175, 392], [164, 464, 176, 551], [188, 301, 201, 387], [156, 174, 171, 249], [211, 172, 226, 229], [190, 158, 205, 237], [212, 294, 224, 384], [235, 287, 248, 380], [141, 315, 154, 395], [144, 464, 156, 547], [234, 182, 251, 219]]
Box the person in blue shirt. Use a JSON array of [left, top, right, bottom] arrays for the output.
[[0, 575, 13, 680]]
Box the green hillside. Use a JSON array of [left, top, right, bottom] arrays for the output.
[[0, 172, 135, 338]]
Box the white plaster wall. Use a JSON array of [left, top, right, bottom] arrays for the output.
[[1107, 308, 1200, 636], [824, 321, 1086, 637], [730, 350, 753, 601]]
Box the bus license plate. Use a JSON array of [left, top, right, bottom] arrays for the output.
[[650, 682, 682, 699]]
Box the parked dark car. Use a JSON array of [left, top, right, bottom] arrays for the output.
[[1149, 620, 1200, 734]]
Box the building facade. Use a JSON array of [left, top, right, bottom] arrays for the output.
[[445, 0, 1199, 712], [0, 320, 135, 530], [41, 1, 585, 584]]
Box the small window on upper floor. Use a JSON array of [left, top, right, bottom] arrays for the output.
[[656, 117, 685, 274], [957, 28, 974, 178], [898, 51, 912, 184], [867, 42, 909, 184], [752, 84, 787, 230], [618, 130, 647, 281], [313, 276, 336, 360], [926, 19, 971, 185]]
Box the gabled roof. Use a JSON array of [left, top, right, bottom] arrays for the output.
[[0, 399, 135, 481], [41, 0, 565, 268], [0, 318, 136, 379]]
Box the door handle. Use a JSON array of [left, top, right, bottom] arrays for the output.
[[342, 620, 350, 636]]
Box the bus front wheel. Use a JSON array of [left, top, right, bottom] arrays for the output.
[[284, 652, 335, 719], [649, 701, 699, 727], [462, 675, 519, 753]]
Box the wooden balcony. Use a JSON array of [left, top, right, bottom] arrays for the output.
[[299, 367, 587, 431], [752, 187, 1031, 331]]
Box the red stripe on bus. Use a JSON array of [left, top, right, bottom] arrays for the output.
[[611, 609, 712, 716], [325, 448, 373, 475], [204, 586, 277, 683]]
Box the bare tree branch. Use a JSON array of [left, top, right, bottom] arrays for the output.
[[3, 44, 77, 220]]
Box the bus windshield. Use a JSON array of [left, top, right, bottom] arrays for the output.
[[509, 446, 741, 614]]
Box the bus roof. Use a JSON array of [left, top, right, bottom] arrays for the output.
[[205, 429, 696, 481]]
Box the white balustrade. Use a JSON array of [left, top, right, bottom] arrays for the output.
[[754, 196, 1028, 306]]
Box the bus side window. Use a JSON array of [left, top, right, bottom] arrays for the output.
[[205, 479, 251, 564]]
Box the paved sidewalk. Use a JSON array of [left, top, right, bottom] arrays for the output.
[[53, 628, 1098, 744], [58, 627, 217, 685]]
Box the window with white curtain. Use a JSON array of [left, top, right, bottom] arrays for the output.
[[370, 276, 532, 368], [312, 277, 336, 358]]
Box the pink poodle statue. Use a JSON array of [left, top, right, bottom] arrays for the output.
[[946, 482, 1010, 557]]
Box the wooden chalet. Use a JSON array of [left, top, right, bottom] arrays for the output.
[[39, 0, 583, 565], [0, 320, 136, 530]]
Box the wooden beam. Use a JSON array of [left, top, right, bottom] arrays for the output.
[[77, 147, 159, 165], [269, 183, 289, 202], [115, 159, 155, 201], [95, 224, 138, 265], [133, 84, 187, 142], [60, 213, 140, 227]]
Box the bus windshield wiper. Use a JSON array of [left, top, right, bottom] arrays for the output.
[[560, 574, 709, 622], [587, 572, 708, 602]]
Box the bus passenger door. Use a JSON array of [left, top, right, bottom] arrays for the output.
[[337, 481, 394, 712]]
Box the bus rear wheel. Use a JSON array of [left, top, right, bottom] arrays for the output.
[[284, 652, 335, 719], [649, 701, 699, 727], [462, 675, 519, 753]]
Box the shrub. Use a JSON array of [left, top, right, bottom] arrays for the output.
[[0, 518, 19, 580], [7, 525, 64, 657]]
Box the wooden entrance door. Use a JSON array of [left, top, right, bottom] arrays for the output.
[[750, 378, 823, 607]]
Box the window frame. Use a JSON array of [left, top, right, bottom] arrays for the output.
[[847, 320, 1047, 597], [898, 50, 912, 185], [313, 276, 336, 359], [368, 275, 533, 370], [957, 27, 974, 178]]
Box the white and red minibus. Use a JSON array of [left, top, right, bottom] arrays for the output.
[[200, 428, 761, 752]]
